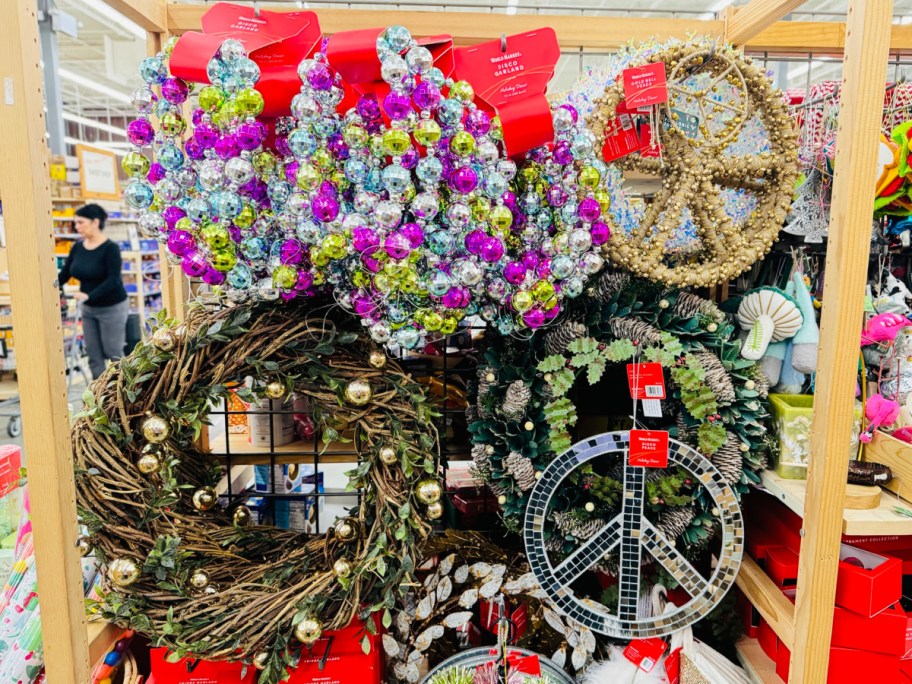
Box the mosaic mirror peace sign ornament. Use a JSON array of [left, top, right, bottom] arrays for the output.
[[523, 431, 743, 638]]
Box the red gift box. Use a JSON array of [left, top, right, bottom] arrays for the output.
[[149, 648, 255, 684], [736, 589, 760, 638], [832, 602, 908, 656], [170, 2, 322, 118], [766, 547, 800, 588], [743, 494, 802, 554], [836, 543, 902, 617]]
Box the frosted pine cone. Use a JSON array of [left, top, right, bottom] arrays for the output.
[[674, 292, 724, 322], [544, 319, 587, 356], [694, 351, 736, 403], [501, 380, 532, 421], [712, 434, 743, 485], [609, 317, 663, 345], [588, 272, 629, 304], [572, 517, 607, 539], [504, 452, 537, 491], [657, 506, 695, 541]]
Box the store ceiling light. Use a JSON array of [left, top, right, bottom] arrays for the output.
[[62, 112, 126, 137], [58, 68, 131, 104], [73, 0, 145, 40], [710, 0, 734, 11], [506, 0, 518, 15]]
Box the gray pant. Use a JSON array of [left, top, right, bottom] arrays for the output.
[[82, 300, 129, 379]]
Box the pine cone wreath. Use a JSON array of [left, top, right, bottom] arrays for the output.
[[501, 380, 532, 421], [609, 317, 663, 345], [504, 452, 537, 491], [587, 272, 629, 303], [657, 506, 696, 541], [694, 351, 736, 403], [544, 319, 587, 356], [712, 434, 744, 485]]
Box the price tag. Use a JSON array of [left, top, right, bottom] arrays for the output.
[[623, 637, 668, 673], [629, 429, 670, 468], [626, 362, 666, 400], [602, 114, 644, 162], [665, 646, 681, 684], [641, 399, 663, 418], [669, 108, 700, 138], [622, 62, 668, 109]]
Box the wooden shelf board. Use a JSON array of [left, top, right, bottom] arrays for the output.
[[87, 620, 120, 669], [736, 637, 782, 684], [206, 431, 360, 464], [51, 197, 85, 203], [759, 470, 912, 535]]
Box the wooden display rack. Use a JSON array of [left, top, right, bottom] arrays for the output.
[[0, 1, 901, 682]]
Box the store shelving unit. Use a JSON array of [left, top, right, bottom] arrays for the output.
[[0, 1, 903, 682]]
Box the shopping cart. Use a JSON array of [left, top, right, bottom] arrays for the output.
[[0, 298, 91, 438]]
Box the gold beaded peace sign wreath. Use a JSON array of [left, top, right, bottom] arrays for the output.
[[588, 41, 799, 288]]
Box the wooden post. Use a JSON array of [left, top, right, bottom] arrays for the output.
[[0, 1, 91, 681], [790, 1, 893, 682]]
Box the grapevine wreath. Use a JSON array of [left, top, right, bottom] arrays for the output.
[[585, 39, 799, 288], [469, 273, 773, 561], [72, 302, 441, 683]]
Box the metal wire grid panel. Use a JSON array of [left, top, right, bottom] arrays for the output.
[[205, 322, 488, 533]]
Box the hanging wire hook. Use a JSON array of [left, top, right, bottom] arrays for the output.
[[501, 33, 507, 53], [253, 0, 260, 18]]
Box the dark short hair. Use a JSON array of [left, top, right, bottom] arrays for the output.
[[75, 203, 108, 230]]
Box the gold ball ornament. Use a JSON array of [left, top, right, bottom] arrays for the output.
[[584, 502, 596, 513], [415, 478, 442, 505], [76, 535, 92, 557], [192, 487, 217, 511], [368, 350, 388, 369], [150, 327, 177, 352], [333, 517, 359, 542], [107, 557, 141, 587], [497, 495, 507, 505], [332, 558, 353, 579], [233, 505, 252, 527], [137, 446, 162, 475], [343, 379, 373, 406], [189, 570, 210, 590], [295, 615, 323, 645], [744, 380, 756, 390], [659, 299, 670, 309], [426, 501, 444, 520], [378, 445, 398, 465], [524, 421, 534, 431], [264, 381, 286, 399], [707, 322, 719, 333], [253, 652, 270, 671], [141, 414, 170, 443], [485, 372, 496, 383]]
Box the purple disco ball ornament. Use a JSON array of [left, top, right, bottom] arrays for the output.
[[161, 77, 189, 105], [465, 109, 491, 137], [181, 251, 209, 277], [356, 94, 382, 121], [202, 267, 226, 286], [591, 220, 611, 245], [464, 230, 487, 255], [214, 134, 240, 160], [166, 229, 195, 256], [400, 222, 424, 248], [311, 194, 339, 223], [162, 206, 186, 230], [412, 82, 441, 111], [280, 239, 305, 265], [504, 261, 526, 285], [480, 237, 504, 263], [184, 137, 205, 160], [236, 122, 262, 151], [578, 197, 602, 223], [147, 163, 166, 184], [194, 122, 219, 148], [307, 62, 334, 91], [383, 91, 412, 120], [127, 119, 155, 146], [450, 166, 478, 194]]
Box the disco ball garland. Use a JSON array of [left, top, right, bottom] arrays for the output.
[[126, 27, 612, 349]]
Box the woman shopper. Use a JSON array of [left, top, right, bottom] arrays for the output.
[[58, 203, 129, 379]]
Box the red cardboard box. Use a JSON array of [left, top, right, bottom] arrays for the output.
[[743, 494, 802, 554], [758, 619, 778, 661], [287, 620, 382, 683], [832, 602, 908, 656], [836, 543, 902, 617], [766, 547, 799, 588], [777, 642, 902, 683], [149, 648, 254, 684], [736, 590, 760, 638], [745, 525, 784, 567]]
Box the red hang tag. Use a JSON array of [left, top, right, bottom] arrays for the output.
[[665, 646, 682, 684], [623, 62, 669, 109], [601, 114, 645, 162], [454, 28, 560, 156], [623, 637, 668, 673], [629, 429, 670, 468], [170, 3, 322, 118], [626, 362, 666, 400]]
